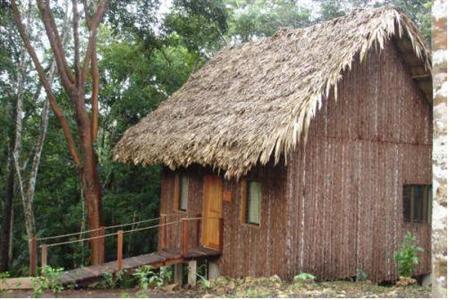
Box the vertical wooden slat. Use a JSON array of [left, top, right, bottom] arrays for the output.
[[173, 174, 180, 211], [117, 230, 124, 270], [41, 245, 48, 268], [219, 217, 224, 253], [239, 180, 247, 224], [29, 236, 37, 276], [196, 214, 201, 247], [182, 218, 189, 257]]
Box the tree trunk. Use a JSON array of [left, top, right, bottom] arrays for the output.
[[0, 145, 15, 272], [11, 0, 109, 266], [75, 90, 104, 264], [82, 164, 104, 265]]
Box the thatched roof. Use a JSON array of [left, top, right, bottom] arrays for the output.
[[114, 6, 431, 178]]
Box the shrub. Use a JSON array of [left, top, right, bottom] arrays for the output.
[[394, 232, 424, 277], [356, 268, 368, 281], [31, 266, 64, 297], [294, 272, 316, 283], [0, 272, 10, 294], [133, 265, 172, 289]]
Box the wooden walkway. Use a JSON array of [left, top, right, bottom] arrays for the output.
[[60, 247, 220, 286]]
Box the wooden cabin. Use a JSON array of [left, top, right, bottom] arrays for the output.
[[114, 7, 432, 283]]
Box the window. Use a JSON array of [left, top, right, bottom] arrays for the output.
[[174, 174, 188, 211], [241, 180, 261, 225], [403, 185, 431, 224]]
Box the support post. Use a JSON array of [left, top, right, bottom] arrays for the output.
[[208, 260, 220, 280], [182, 218, 189, 257], [117, 230, 123, 270], [174, 263, 183, 286], [187, 260, 197, 287], [29, 236, 37, 276], [41, 245, 48, 268]]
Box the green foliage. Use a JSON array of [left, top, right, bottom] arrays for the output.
[[92, 270, 136, 289], [356, 268, 368, 281], [198, 273, 211, 289], [294, 272, 317, 283], [196, 262, 210, 288], [225, 0, 311, 42], [315, 0, 431, 44], [99, 272, 116, 289], [0, 271, 10, 294], [394, 232, 424, 277], [133, 265, 172, 289], [0, 271, 10, 280], [31, 266, 64, 297]]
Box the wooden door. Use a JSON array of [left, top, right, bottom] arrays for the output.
[[201, 175, 223, 250]]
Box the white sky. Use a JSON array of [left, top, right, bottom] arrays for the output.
[[156, 0, 322, 20]]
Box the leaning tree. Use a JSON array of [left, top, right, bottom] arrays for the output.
[[11, 0, 108, 265]]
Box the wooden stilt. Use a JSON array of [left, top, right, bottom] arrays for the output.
[[174, 263, 183, 286], [187, 260, 197, 287], [208, 260, 219, 280]]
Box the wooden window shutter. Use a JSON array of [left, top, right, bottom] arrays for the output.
[[247, 181, 261, 224]]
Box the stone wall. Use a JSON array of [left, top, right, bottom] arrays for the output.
[[432, 0, 448, 297]]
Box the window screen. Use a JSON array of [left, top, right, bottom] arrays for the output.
[[179, 175, 188, 211], [247, 181, 261, 225], [403, 185, 431, 224]]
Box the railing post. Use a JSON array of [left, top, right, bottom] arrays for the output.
[[182, 218, 189, 257], [219, 217, 224, 253], [29, 236, 37, 276], [41, 245, 48, 268], [117, 230, 123, 270]]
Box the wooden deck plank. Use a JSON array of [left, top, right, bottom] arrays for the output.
[[34, 247, 221, 288]]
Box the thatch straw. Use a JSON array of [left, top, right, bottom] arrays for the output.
[[113, 6, 431, 178]]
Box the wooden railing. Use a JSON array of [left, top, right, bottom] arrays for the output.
[[29, 214, 182, 275], [30, 214, 224, 276]]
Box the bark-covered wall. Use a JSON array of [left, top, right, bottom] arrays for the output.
[[157, 41, 432, 283], [431, 0, 447, 296], [286, 41, 432, 283]]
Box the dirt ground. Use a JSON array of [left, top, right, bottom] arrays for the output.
[[1, 276, 431, 298]]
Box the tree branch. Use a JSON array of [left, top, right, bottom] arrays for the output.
[[35, 0, 75, 91], [80, 0, 108, 84], [91, 45, 99, 141], [82, 0, 91, 29], [72, 0, 81, 85], [11, 0, 81, 167]]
